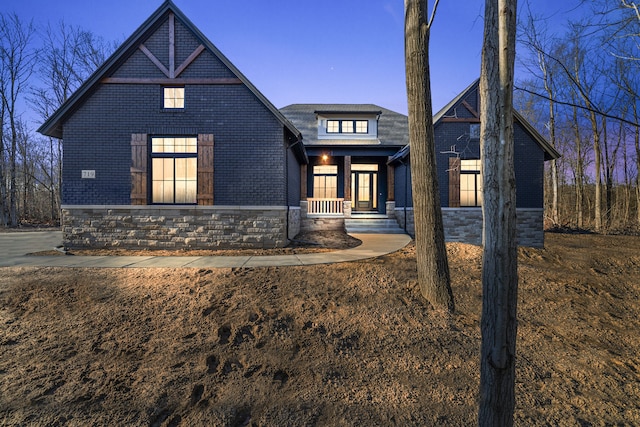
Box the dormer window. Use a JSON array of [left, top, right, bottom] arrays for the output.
[[326, 119, 368, 134]]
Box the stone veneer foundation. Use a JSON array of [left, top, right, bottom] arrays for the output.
[[61, 205, 301, 249], [394, 207, 546, 248]]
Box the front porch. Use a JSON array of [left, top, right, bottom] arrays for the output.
[[300, 198, 404, 234]]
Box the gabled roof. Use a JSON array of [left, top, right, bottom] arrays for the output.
[[390, 79, 561, 164], [280, 104, 409, 147], [37, 0, 302, 151]]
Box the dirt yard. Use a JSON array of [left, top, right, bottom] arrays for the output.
[[1, 232, 639, 426]]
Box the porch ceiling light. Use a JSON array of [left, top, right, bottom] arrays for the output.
[[322, 154, 329, 162]]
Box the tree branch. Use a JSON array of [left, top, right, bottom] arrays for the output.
[[427, 0, 441, 29], [514, 85, 640, 127]]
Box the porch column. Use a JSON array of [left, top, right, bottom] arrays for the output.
[[386, 159, 396, 218], [387, 159, 395, 201], [344, 156, 351, 201], [344, 156, 352, 218], [300, 164, 307, 200]]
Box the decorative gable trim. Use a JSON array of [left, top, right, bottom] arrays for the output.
[[100, 77, 242, 85], [138, 12, 206, 80], [139, 44, 171, 77], [37, 0, 302, 146]]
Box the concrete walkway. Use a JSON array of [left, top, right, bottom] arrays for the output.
[[0, 230, 411, 268]]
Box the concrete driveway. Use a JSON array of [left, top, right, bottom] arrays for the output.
[[0, 230, 63, 257]]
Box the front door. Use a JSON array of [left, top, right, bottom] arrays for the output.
[[351, 164, 378, 211]]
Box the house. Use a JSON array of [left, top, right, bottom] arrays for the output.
[[388, 80, 561, 247], [38, 1, 558, 250], [38, 1, 307, 249]]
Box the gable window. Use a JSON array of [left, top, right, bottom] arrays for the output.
[[460, 159, 482, 207], [163, 87, 184, 109], [151, 137, 197, 204], [326, 120, 368, 134], [313, 165, 338, 198], [469, 123, 480, 139]]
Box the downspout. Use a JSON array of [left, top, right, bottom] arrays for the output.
[[285, 135, 304, 241]]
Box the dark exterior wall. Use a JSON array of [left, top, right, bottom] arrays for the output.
[[393, 160, 412, 207], [395, 119, 546, 209], [286, 141, 301, 205], [62, 23, 289, 206]]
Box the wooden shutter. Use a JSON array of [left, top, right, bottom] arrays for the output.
[[197, 134, 214, 205], [448, 157, 460, 208], [131, 133, 148, 205]]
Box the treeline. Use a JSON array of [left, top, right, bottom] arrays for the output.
[[0, 13, 115, 227], [516, 0, 640, 233]]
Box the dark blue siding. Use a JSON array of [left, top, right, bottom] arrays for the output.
[[61, 18, 293, 207], [395, 119, 546, 209]]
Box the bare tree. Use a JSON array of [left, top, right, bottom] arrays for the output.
[[29, 20, 116, 223], [478, 0, 519, 424], [520, 8, 561, 226], [404, 0, 454, 312], [0, 13, 36, 227]]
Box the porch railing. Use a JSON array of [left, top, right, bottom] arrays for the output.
[[307, 198, 344, 215]]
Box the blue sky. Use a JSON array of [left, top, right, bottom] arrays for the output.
[[5, 0, 583, 115]]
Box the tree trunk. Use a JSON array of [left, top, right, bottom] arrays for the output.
[[478, 0, 519, 425], [540, 52, 558, 225], [634, 104, 640, 226], [572, 104, 584, 229], [0, 103, 7, 226], [404, 0, 454, 312], [589, 111, 603, 231]]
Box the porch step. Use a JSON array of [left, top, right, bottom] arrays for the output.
[[344, 218, 406, 234]]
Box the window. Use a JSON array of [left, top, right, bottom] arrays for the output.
[[327, 120, 340, 133], [355, 120, 368, 133], [163, 87, 184, 109], [460, 159, 482, 207], [313, 165, 338, 198], [325, 120, 368, 134], [151, 137, 197, 204], [469, 123, 480, 139]]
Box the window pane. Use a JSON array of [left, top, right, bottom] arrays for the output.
[[313, 165, 338, 174], [152, 137, 197, 153], [174, 138, 186, 152], [342, 120, 354, 133], [163, 158, 174, 180], [327, 120, 340, 133], [152, 138, 163, 153], [164, 87, 184, 109], [186, 137, 197, 153], [355, 120, 368, 133], [358, 176, 370, 202], [186, 158, 197, 180], [313, 175, 337, 198], [351, 164, 378, 172]]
